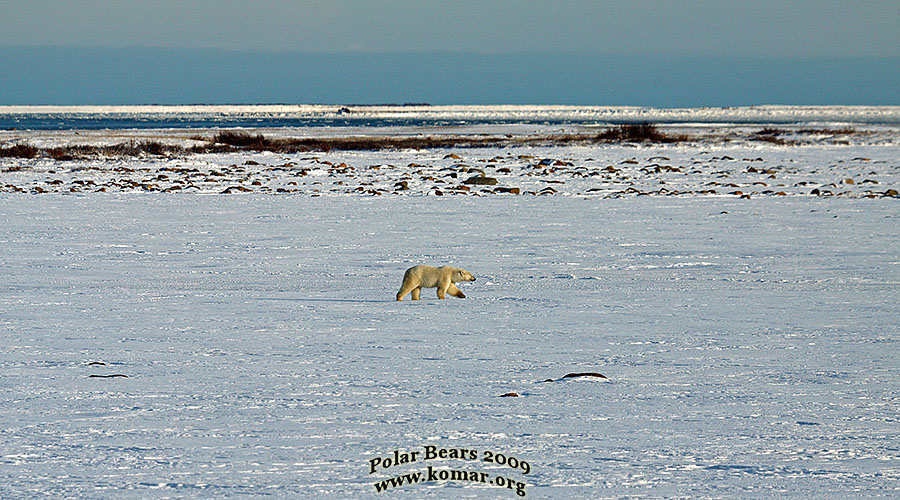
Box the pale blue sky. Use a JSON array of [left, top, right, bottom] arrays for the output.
[[3, 0, 899, 56], [2, 1, 898, 105]]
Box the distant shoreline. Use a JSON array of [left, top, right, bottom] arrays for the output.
[[2, 104, 899, 119], [2, 105, 900, 134]]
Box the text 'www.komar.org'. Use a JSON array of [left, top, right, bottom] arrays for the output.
[[374, 465, 527, 496]]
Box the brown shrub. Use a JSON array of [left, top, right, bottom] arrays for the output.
[[754, 135, 790, 145], [213, 131, 275, 149], [798, 127, 857, 135], [596, 123, 687, 143], [0, 144, 39, 159]]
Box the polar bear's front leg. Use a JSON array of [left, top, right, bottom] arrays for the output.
[[437, 278, 451, 299], [411, 287, 421, 300], [447, 283, 466, 298]]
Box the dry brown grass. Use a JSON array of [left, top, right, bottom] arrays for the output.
[[0, 125, 694, 160]]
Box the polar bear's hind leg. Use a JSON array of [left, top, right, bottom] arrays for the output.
[[396, 279, 418, 301]]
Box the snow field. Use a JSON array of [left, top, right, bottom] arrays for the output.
[[1, 195, 898, 498]]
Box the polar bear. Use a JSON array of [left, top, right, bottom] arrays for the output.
[[396, 265, 476, 301]]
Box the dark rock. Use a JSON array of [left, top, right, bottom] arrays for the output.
[[463, 175, 498, 186], [561, 372, 607, 380], [499, 392, 520, 397]]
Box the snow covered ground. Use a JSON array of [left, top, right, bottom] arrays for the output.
[[1, 194, 898, 498]]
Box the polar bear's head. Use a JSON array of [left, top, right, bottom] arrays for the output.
[[453, 268, 476, 282]]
